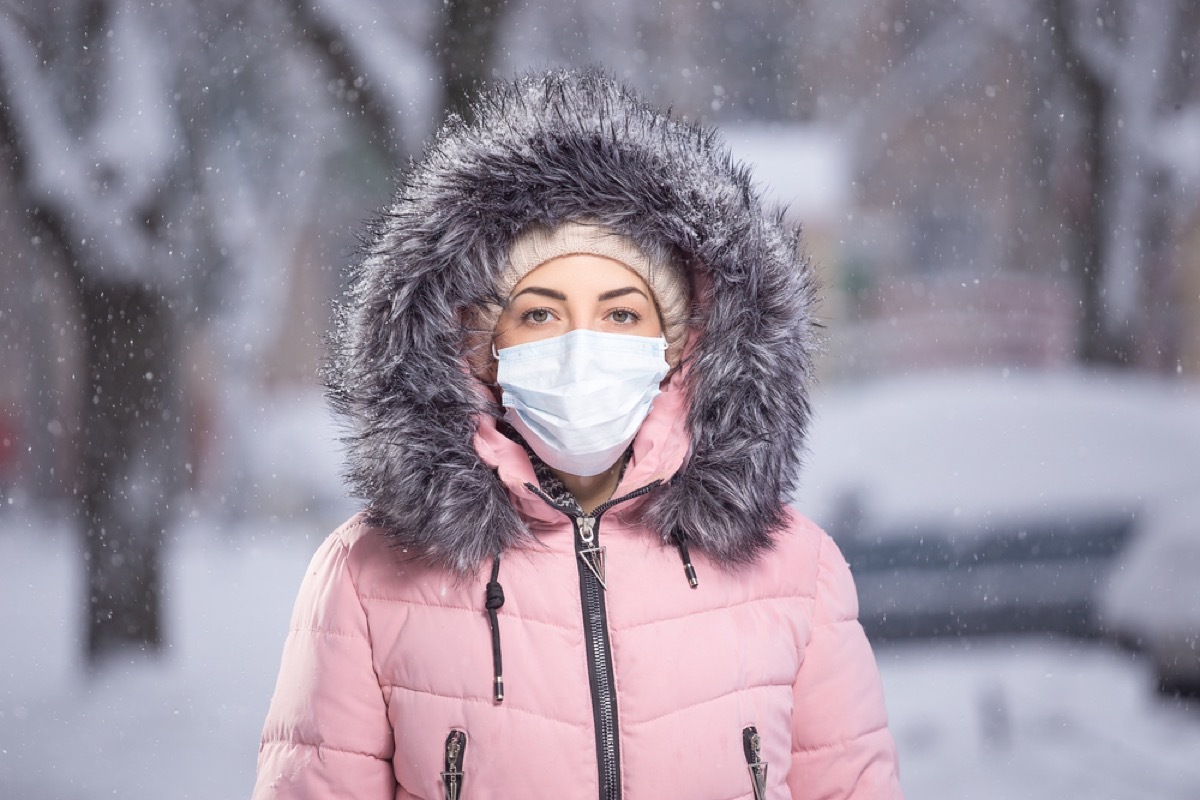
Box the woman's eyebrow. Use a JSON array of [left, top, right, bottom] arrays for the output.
[[597, 287, 649, 302], [511, 286, 568, 301]]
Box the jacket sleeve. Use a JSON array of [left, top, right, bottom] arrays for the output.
[[252, 528, 397, 799], [788, 530, 903, 799]]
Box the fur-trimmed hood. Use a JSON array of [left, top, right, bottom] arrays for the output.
[[326, 69, 819, 574]]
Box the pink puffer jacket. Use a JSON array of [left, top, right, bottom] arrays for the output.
[[254, 70, 903, 799], [254, 374, 902, 799]]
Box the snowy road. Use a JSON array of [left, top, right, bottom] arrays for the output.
[[2, 515, 1199, 799], [878, 638, 1200, 799]]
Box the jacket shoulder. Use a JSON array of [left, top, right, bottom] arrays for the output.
[[779, 507, 859, 626], [332, 512, 393, 561], [765, 507, 832, 574], [757, 509, 857, 621], [778, 507, 827, 549], [329, 513, 466, 606]]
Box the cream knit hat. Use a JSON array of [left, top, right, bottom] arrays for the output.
[[475, 221, 691, 370]]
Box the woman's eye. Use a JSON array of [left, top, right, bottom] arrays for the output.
[[608, 309, 640, 324], [522, 308, 553, 324]]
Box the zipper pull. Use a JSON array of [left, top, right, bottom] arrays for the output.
[[578, 514, 596, 544], [742, 726, 768, 800], [441, 729, 467, 800], [576, 515, 607, 589]]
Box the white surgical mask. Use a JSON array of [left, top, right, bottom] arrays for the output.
[[495, 329, 670, 477]]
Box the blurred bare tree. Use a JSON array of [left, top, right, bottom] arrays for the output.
[[791, 0, 1200, 370], [0, 0, 517, 665], [0, 0, 228, 663], [946, 0, 1200, 367], [288, 0, 513, 141], [1038, 0, 1200, 366]]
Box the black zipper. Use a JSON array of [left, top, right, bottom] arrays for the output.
[[527, 480, 661, 800], [742, 725, 768, 800], [576, 511, 620, 800], [441, 729, 466, 800]]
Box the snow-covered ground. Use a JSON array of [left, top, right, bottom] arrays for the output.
[[878, 638, 1200, 799], [0, 513, 317, 800], [2, 512, 1200, 799]]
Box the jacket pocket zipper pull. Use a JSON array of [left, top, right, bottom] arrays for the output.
[[441, 729, 467, 800], [742, 725, 768, 800]]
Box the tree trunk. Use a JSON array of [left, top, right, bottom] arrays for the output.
[[437, 0, 512, 123], [1072, 62, 1130, 364], [77, 282, 181, 664], [1046, 0, 1135, 365]]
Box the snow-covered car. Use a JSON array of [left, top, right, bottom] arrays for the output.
[[791, 370, 1200, 639], [1099, 497, 1200, 696]]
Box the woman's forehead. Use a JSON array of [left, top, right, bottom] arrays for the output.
[[510, 254, 652, 297]]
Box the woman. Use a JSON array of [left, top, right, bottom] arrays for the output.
[[253, 70, 903, 799]]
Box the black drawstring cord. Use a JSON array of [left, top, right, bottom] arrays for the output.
[[675, 532, 699, 588], [484, 554, 506, 702]]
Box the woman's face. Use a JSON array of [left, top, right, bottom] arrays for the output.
[[493, 255, 663, 350]]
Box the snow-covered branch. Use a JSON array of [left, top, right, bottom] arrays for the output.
[[0, 0, 187, 286], [957, 0, 1035, 42], [0, 12, 86, 219], [1065, 0, 1122, 83], [295, 0, 440, 155]]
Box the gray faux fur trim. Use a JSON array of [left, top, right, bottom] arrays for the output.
[[325, 69, 819, 574]]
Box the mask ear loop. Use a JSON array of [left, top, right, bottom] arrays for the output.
[[491, 341, 500, 360]]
